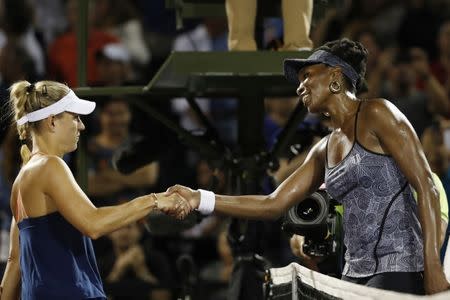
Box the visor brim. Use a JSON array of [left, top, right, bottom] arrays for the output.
[[283, 59, 321, 86], [65, 98, 96, 115]]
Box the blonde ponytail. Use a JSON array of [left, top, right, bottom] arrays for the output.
[[8, 80, 70, 165]]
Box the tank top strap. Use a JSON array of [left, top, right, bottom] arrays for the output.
[[16, 189, 29, 222], [353, 101, 363, 143]]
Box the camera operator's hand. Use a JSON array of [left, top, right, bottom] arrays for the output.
[[290, 235, 324, 272]]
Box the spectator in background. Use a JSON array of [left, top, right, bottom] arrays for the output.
[[0, 0, 45, 78], [47, 0, 119, 87], [87, 97, 159, 207], [92, 0, 151, 79], [431, 19, 450, 99], [0, 128, 20, 277], [367, 47, 449, 137], [354, 29, 383, 80], [0, 41, 38, 144], [29, 0, 68, 48], [199, 229, 233, 300], [171, 18, 237, 145], [397, 0, 445, 59], [95, 43, 133, 86], [99, 221, 172, 300]]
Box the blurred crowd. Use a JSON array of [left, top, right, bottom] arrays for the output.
[[0, 0, 449, 299]]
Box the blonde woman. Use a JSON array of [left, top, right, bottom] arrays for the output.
[[0, 81, 189, 299]]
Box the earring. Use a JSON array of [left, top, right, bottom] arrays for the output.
[[329, 81, 341, 93]]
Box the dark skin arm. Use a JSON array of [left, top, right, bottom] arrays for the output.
[[166, 137, 327, 220], [365, 99, 449, 294]]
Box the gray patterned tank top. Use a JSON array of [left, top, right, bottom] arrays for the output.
[[324, 102, 424, 278]]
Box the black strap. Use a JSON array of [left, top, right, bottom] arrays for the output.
[[353, 101, 362, 142]]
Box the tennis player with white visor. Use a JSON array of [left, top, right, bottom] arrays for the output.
[[1, 80, 190, 299]]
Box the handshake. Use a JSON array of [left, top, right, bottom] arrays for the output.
[[152, 185, 214, 220]]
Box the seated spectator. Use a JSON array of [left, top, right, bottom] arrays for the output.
[[95, 43, 133, 86], [87, 97, 159, 207], [199, 229, 233, 300], [47, 0, 118, 87], [92, 0, 151, 72], [99, 221, 172, 300]]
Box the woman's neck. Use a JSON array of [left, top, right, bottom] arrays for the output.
[[326, 92, 360, 130], [31, 136, 63, 157]]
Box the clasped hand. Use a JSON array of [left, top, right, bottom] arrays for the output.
[[155, 185, 201, 219]]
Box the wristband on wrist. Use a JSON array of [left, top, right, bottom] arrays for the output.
[[197, 189, 215, 214]]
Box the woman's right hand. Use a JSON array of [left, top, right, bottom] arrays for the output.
[[155, 191, 192, 219], [165, 185, 201, 212]]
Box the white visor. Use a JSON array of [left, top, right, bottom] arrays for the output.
[[17, 90, 96, 126]]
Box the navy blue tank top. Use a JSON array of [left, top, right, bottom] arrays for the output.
[[18, 211, 106, 299], [324, 102, 424, 277]]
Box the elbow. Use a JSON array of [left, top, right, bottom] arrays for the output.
[[85, 227, 101, 240], [81, 219, 102, 240]]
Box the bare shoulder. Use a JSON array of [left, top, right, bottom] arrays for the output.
[[360, 98, 407, 126], [23, 155, 72, 186], [308, 135, 329, 162], [40, 155, 69, 172]]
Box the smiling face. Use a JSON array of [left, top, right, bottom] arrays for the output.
[[296, 64, 336, 113]]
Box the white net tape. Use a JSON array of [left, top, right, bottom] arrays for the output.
[[268, 241, 450, 299]]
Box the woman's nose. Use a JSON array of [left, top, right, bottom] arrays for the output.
[[296, 85, 305, 96], [79, 119, 86, 131]]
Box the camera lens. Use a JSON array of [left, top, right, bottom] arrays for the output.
[[286, 191, 329, 225], [296, 197, 321, 221]]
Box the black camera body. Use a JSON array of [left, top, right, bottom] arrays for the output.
[[282, 190, 342, 258]]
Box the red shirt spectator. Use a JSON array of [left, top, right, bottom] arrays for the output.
[[47, 30, 118, 87]]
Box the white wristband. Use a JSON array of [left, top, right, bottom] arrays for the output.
[[197, 189, 215, 214]]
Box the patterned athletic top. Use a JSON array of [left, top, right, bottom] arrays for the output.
[[324, 102, 424, 278]]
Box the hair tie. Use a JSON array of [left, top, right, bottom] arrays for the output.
[[42, 84, 48, 96], [26, 83, 35, 95]]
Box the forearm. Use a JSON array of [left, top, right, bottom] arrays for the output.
[[441, 220, 447, 248], [91, 195, 156, 238], [1, 260, 20, 300], [213, 194, 281, 220], [417, 190, 442, 268]]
